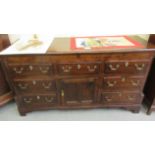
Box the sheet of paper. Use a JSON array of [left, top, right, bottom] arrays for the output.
[[75, 37, 134, 48], [0, 35, 54, 55], [71, 36, 144, 50]]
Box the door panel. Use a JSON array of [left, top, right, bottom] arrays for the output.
[[60, 78, 98, 106]]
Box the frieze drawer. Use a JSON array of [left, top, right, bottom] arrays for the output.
[[7, 63, 54, 78], [57, 62, 100, 75], [104, 61, 149, 75]]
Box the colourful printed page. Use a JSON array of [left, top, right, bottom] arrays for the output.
[[70, 36, 144, 50]]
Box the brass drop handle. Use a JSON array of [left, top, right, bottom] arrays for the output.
[[23, 98, 32, 103], [45, 97, 54, 103], [109, 64, 120, 71], [13, 67, 24, 74], [128, 96, 135, 101], [131, 80, 139, 86], [135, 63, 145, 71], [18, 83, 28, 90], [87, 65, 97, 72], [42, 82, 52, 89], [62, 66, 72, 73], [39, 66, 50, 74], [104, 96, 112, 102], [107, 81, 117, 87]]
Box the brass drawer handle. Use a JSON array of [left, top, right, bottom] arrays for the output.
[[18, 83, 28, 90], [107, 81, 117, 87], [23, 98, 32, 103], [108, 64, 120, 71], [131, 80, 139, 86], [62, 66, 72, 73], [135, 63, 145, 71], [104, 96, 112, 102], [87, 65, 97, 72], [39, 66, 50, 74], [42, 82, 52, 89], [128, 96, 135, 101], [45, 97, 54, 103], [13, 67, 24, 74]]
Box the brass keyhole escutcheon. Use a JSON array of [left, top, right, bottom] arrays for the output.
[[29, 65, 33, 71], [77, 64, 81, 70], [125, 62, 129, 67], [61, 90, 64, 97], [121, 77, 126, 82]]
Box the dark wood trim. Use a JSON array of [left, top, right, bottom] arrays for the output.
[[0, 34, 13, 106], [0, 34, 10, 51]]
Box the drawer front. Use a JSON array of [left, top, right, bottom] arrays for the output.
[[104, 61, 149, 75], [13, 80, 57, 94], [103, 76, 144, 91], [57, 62, 100, 75], [100, 92, 143, 105], [19, 94, 58, 107], [7, 63, 53, 78]]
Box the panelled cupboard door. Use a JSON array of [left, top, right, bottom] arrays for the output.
[[60, 77, 98, 106]]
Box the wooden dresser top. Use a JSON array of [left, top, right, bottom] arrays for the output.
[[1, 35, 155, 56], [47, 36, 155, 54]]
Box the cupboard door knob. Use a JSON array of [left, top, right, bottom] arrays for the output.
[[39, 66, 50, 74], [131, 80, 139, 86], [135, 63, 145, 71], [61, 90, 64, 97], [62, 66, 72, 73], [23, 98, 32, 103], [109, 64, 120, 71], [18, 83, 28, 90], [107, 81, 117, 87], [13, 67, 24, 74], [87, 65, 97, 72]]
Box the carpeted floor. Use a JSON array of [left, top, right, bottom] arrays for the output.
[[0, 101, 155, 121]]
